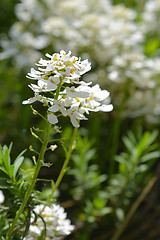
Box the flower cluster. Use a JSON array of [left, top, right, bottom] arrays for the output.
[[24, 204, 74, 240], [141, 0, 160, 36], [2, 0, 160, 123], [0, 0, 142, 68], [23, 50, 113, 127], [106, 52, 160, 118]]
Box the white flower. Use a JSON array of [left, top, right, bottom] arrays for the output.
[[23, 51, 113, 127], [24, 204, 74, 240], [26, 50, 91, 85], [29, 78, 59, 92], [141, 0, 160, 34], [22, 95, 42, 104], [65, 86, 90, 98], [48, 100, 68, 116], [67, 107, 87, 128], [0, 190, 5, 204], [47, 113, 58, 125]]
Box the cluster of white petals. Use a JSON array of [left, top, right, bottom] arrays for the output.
[[106, 53, 160, 121], [141, 0, 160, 36], [23, 50, 113, 127], [0, 190, 5, 204], [24, 204, 74, 240], [1, 0, 160, 123]]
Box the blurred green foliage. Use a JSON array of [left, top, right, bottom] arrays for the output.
[[0, 0, 18, 34]]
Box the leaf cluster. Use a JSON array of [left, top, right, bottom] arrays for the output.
[[68, 132, 111, 223], [107, 129, 160, 221], [0, 143, 34, 237], [0, 143, 27, 190]]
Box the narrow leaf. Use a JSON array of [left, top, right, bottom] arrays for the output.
[[13, 156, 24, 179], [140, 151, 160, 163], [3, 147, 10, 171], [8, 165, 15, 179]]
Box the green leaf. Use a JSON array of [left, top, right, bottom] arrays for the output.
[[14, 149, 26, 163], [136, 132, 150, 158], [140, 151, 160, 163], [8, 165, 15, 179], [145, 38, 159, 55], [0, 146, 3, 163], [22, 168, 35, 180], [13, 156, 24, 179], [147, 130, 158, 146], [127, 131, 137, 145], [136, 131, 158, 158], [136, 164, 148, 173], [93, 198, 106, 209], [119, 162, 127, 173], [123, 136, 134, 153], [98, 207, 112, 216], [8, 142, 13, 155], [0, 166, 8, 175], [3, 146, 10, 171]]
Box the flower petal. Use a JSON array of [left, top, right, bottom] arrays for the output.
[[47, 113, 58, 124]]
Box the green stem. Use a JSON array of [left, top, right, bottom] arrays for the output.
[[55, 77, 63, 100], [48, 126, 78, 202], [6, 121, 51, 240]]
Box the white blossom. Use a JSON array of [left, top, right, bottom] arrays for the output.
[[24, 204, 74, 240], [22, 95, 43, 105], [23, 51, 113, 127], [141, 0, 160, 35], [0, 0, 142, 69]]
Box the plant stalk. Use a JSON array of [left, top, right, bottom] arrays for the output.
[[48, 126, 78, 202], [6, 121, 51, 240]]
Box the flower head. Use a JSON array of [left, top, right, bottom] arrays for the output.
[[27, 50, 91, 85], [23, 50, 113, 127], [24, 203, 74, 240]]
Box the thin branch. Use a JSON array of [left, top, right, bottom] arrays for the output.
[[111, 176, 157, 240], [30, 128, 43, 143]]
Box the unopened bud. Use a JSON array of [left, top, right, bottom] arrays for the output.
[[54, 125, 61, 133], [29, 145, 33, 151], [33, 109, 38, 115], [50, 145, 57, 151]]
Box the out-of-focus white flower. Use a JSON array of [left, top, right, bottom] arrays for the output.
[[23, 51, 113, 127], [106, 51, 160, 122], [0, 190, 5, 204], [0, 0, 142, 70], [24, 203, 74, 240], [141, 0, 160, 35]]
